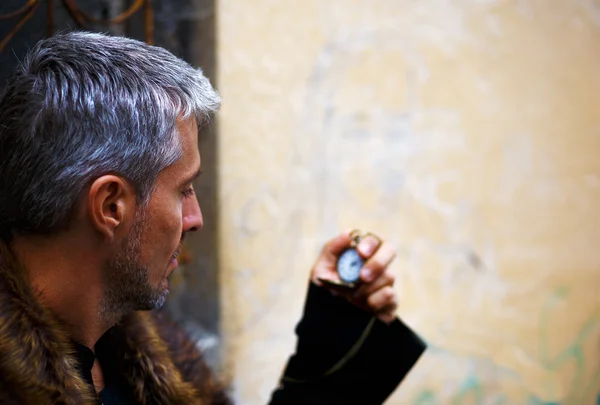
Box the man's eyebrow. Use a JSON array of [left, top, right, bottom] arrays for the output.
[[182, 167, 202, 185]]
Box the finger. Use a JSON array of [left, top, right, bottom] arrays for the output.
[[377, 305, 397, 324], [360, 241, 397, 283], [322, 231, 353, 258], [356, 234, 382, 259], [353, 268, 394, 299], [366, 285, 396, 313]]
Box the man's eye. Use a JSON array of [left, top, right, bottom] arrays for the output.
[[182, 187, 195, 198]]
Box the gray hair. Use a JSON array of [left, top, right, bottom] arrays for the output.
[[0, 31, 220, 240]]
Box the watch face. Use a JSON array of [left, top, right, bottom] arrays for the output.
[[337, 248, 364, 283]]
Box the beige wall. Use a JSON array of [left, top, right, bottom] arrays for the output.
[[216, 1, 600, 404]]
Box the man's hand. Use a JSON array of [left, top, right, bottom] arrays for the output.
[[311, 230, 398, 324]]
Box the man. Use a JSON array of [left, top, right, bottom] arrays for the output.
[[0, 31, 425, 404]]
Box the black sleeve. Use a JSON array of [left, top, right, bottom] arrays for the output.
[[268, 282, 426, 405]]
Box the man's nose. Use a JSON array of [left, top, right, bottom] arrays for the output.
[[182, 194, 203, 232]]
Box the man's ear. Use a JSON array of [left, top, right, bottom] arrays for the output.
[[88, 175, 136, 240]]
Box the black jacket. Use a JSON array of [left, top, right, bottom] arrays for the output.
[[269, 283, 426, 404]]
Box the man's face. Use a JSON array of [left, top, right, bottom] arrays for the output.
[[100, 117, 203, 318]]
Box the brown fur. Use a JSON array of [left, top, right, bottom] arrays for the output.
[[0, 243, 231, 405]]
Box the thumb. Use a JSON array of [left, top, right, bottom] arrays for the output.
[[322, 230, 353, 258], [311, 230, 354, 282]]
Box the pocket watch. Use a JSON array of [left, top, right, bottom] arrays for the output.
[[318, 230, 365, 290]]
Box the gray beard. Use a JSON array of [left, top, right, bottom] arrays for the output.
[[99, 211, 168, 323]]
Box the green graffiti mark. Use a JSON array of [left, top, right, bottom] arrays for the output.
[[539, 287, 600, 404], [453, 376, 483, 405], [412, 287, 600, 404], [414, 390, 436, 405]]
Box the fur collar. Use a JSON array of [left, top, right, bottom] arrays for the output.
[[0, 243, 206, 405]]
